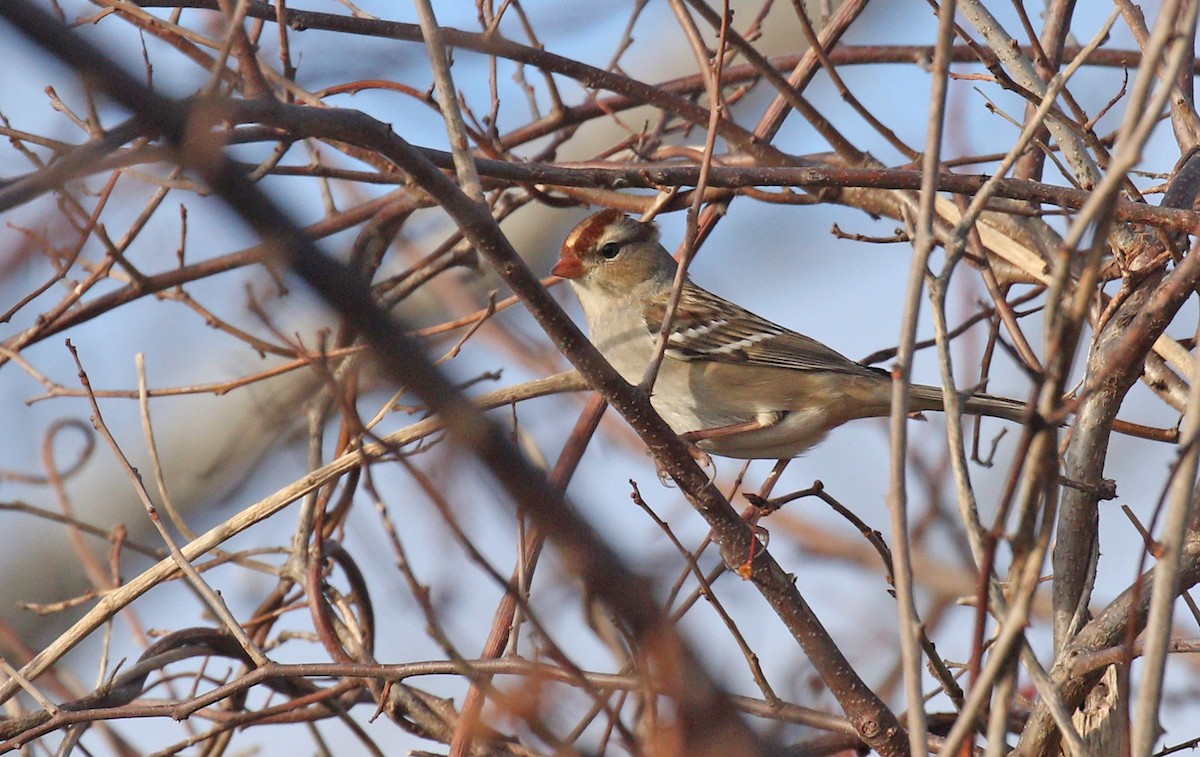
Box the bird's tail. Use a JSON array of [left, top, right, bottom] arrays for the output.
[[908, 384, 1030, 424]]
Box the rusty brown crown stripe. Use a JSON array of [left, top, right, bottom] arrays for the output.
[[561, 209, 660, 259]]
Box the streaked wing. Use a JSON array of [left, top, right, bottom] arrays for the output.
[[643, 282, 880, 377]]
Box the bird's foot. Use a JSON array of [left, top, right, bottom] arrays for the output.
[[653, 442, 716, 486]]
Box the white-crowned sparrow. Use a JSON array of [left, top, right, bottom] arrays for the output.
[[552, 209, 1029, 459]]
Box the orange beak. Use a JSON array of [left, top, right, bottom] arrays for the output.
[[551, 253, 584, 279]]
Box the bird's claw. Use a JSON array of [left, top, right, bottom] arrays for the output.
[[652, 443, 716, 486]]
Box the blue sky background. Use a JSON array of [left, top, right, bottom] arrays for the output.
[[1, 0, 1196, 753]]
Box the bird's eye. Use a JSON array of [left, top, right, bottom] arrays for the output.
[[599, 242, 621, 259]]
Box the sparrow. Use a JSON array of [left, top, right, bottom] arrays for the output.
[[551, 209, 1029, 460]]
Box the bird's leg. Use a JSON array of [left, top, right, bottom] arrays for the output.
[[653, 443, 716, 486], [661, 412, 786, 485], [682, 411, 786, 444]]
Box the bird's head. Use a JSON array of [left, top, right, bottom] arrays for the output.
[[552, 210, 676, 294]]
